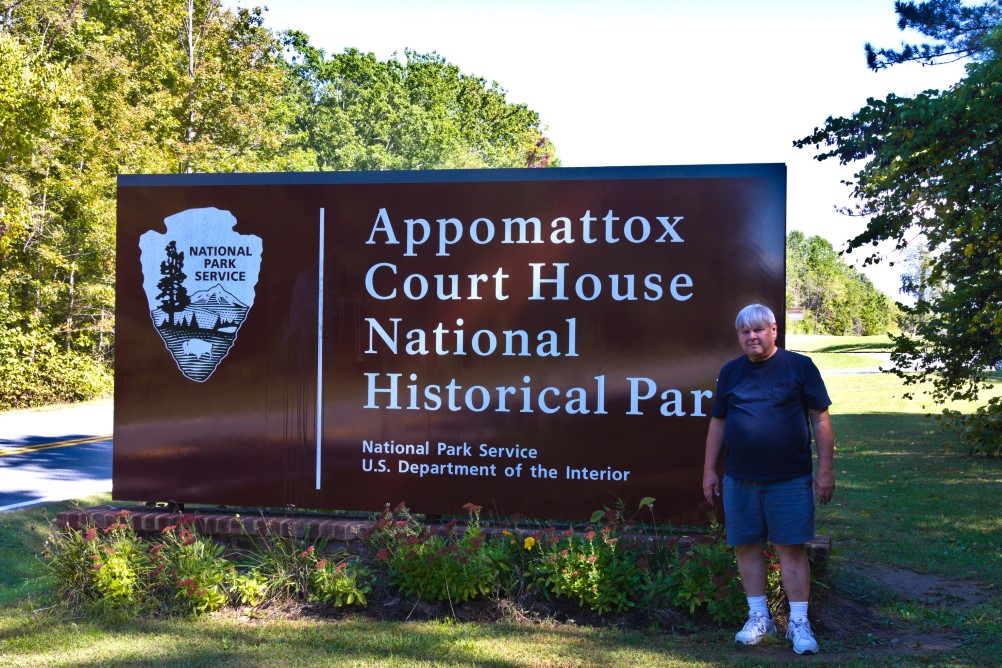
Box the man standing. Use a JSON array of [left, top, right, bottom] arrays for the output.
[[702, 304, 835, 655]]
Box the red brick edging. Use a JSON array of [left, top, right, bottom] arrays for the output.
[[55, 505, 831, 568]]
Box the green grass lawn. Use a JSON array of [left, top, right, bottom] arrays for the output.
[[2, 342, 1001, 667]]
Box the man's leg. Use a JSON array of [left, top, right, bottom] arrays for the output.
[[735, 543, 768, 597], [733, 543, 775, 644], [772, 543, 809, 601], [774, 543, 818, 654]]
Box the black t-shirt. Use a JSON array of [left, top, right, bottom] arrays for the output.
[[711, 347, 831, 482]]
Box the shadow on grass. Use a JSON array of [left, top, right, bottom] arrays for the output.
[[2, 608, 733, 668], [811, 341, 896, 354], [822, 413, 1002, 582]]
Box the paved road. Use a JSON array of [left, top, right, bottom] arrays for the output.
[[0, 399, 113, 512]]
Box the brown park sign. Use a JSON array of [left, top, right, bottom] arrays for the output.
[[114, 165, 786, 525]]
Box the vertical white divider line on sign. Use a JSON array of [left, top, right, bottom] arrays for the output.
[[316, 208, 325, 490]]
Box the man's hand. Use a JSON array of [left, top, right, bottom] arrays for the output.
[[702, 470, 721, 506], [809, 408, 836, 504], [703, 417, 726, 506], [814, 468, 835, 504]]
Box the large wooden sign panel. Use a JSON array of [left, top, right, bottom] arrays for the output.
[[115, 165, 786, 524]]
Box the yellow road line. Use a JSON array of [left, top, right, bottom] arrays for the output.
[[0, 434, 112, 457]]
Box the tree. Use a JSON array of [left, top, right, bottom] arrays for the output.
[[795, 1, 1002, 454], [156, 241, 189, 327], [865, 0, 1001, 68], [283, 34, 557, 171], [785, 231, 899, 335]]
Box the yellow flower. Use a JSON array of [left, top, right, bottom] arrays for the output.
[[502, 530, 511, 536], [524, 536, 536, 551]]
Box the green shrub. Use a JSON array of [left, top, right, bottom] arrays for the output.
[[151, 518, 231, 614], [42, 510, 149, 611], [532, 524, 641, 614], [0, 322, 112, 410], [943, 399, 1002, 457], [308, 556, 372, 606], [660, 536, 747, 624], [370, 502, 497, 603]]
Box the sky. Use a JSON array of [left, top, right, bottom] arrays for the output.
[[242, 0, 970, 299]]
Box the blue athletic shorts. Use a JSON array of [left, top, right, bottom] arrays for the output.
[[722, 474, 815, 546]]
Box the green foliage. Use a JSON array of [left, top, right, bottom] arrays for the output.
[[659, 537, 746, 624], [41, 511, 149, 611], [224, 567, 268, 607], [796, 5, 1002, 451], [0, 317, 112, 409], [152, 519, 231, 615], [942, 398, 1002, 456], [785, 231, 899, 335], [369, 503, 499, 603], [864, 0, 1001, 69], [283, 35, 555, 171], [307, 557, 372, 607], [0, 1, 558, 410]]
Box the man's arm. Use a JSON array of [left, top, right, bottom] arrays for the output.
[[810, 408, 835, 504], [702, 417, 726, 506]]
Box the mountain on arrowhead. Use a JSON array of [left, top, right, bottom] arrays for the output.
[[189, 283, 247, 308]]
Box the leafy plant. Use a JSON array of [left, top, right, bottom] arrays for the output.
[[308, 557, 372, 607], [531, 503, 649, 614], [661, 536, 746, 624], [369, 502, 498, 603], [150, 517, 230, 615]]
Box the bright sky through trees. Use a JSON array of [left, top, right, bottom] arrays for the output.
[[246, 0, 969, 298]]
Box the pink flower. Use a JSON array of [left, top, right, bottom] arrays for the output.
[[393, 501, 407, 513], [584, 531, 597, 541], [182, 536, 196, 546], [462, 503, 482, 512], [587, 555, 598, 563], [92, 563, 103, 570], [150, 544, 164, 555], [300, 546, 315, 558], [336, 562, 346, 571], [562, 529, 574, 538], [316, 559, 328, 570], [83, 528, 98, 541], [161, 525, 176, 534], [375, 549, 389, 561], [560, 549, 569, 556]]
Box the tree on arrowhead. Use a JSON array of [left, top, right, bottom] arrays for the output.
[[156, 241, 190, 327]]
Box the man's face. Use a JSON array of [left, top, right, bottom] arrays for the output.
[[738, 321, 778, 362]]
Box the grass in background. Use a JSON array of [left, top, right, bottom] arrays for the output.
[[788, 334, 896, 354]]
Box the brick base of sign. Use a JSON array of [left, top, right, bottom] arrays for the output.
[[56, 505, 831, 569]]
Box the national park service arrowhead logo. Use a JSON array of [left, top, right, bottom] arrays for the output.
[[139, 208, 262, 382]]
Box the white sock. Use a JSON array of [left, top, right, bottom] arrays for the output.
[[747, 595, 770, 618], [789, 601, 809, 623]]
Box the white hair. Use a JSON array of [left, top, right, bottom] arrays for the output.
[[735, 304, 776, 330]]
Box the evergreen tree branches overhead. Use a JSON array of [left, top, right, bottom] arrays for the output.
[[865, 0, 1002, 69]]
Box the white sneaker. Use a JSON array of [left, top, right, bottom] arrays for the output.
[[734, 612, 775, 645], [786, 619, 819, 654]]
